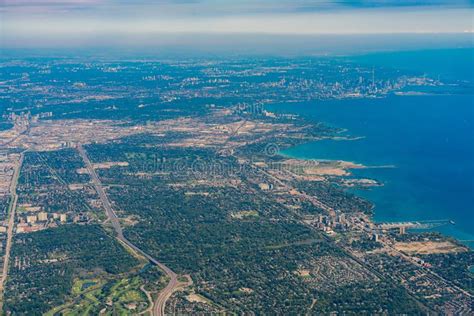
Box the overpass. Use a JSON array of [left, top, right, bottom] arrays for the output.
[[77, 145, 179, 316]]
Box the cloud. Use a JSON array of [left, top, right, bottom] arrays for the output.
[[4, 7, 472, 34], [337, 0, 472, 8], [2, 0, 471, 14], [2, 0, 103, 7], [1, 0, 472, 47], [0, 0, 105, 14]]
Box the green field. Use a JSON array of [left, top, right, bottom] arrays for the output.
[[46, 276, 151, 316]]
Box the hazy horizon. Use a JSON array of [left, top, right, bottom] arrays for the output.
[[0, 34, 472, 60], [1, 0, 473, 49]]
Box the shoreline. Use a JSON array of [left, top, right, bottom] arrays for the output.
[[280, 148, 473, 249], [268, 90, 474, 250]]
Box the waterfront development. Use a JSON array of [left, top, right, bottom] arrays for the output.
[[277, 48, 474, 247], [0, 48, 472, 314]]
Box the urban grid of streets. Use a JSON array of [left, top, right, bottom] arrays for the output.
[[0, 108, 472, 314], [77, 144, 186, 316], [0, 126, 189, 315]]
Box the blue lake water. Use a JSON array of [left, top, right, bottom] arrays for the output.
[[269, 48, 474, 247]]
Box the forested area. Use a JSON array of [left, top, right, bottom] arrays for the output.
[[4, 225, 139, 315]]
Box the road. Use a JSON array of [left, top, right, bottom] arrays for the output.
[[252, 162, 471, 308], [0, 153, 24, 311], [0, 125, 30, 148], [351, 217, 473, 298], [77, 145, 179, 316]]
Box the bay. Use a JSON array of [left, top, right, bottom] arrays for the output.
[[269, 48, 474, 247]]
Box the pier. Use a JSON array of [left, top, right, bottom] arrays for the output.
[[376, 219, 454, 231]]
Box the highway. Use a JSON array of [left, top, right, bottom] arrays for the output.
[[0, 153, 24, 311], [79, 141, 471, 313], [77, 145, 178, 316]]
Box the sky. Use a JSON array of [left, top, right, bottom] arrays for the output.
[[1, 0, 473, 48]]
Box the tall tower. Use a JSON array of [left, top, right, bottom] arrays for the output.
[[372, 68, 375, 88]]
